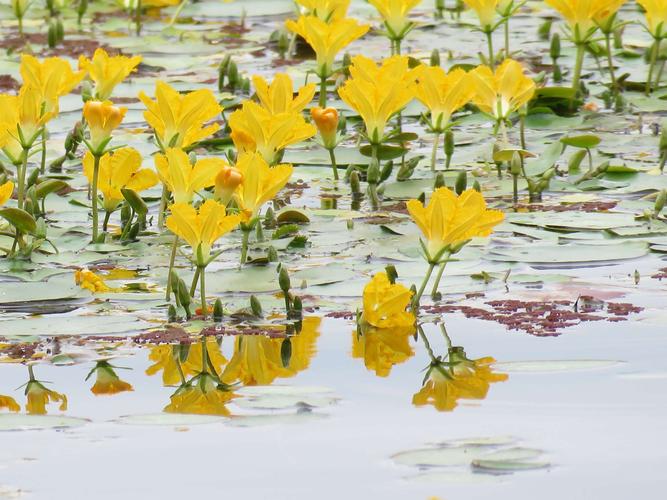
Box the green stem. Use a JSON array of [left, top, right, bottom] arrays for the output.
[[165, 235, 179, 300], [240, 228, 250, 264], [17, 149, 28, 210], [40, 129, 46, 175], [102, 210, 111, 233], [134, 0, 142, 36], [486, 30, 494, 68], [413, 262, 436, 311], [504, 18, 510, 58], [199, 265, 206, 316], [512, 173, 519, 204], [168, 0, 189, 26], [571, 42, 586, 107], [417, 325, 437, 362], [604, 33, 617, 92], [319, 76, 327, 107], [328, 148, 339, 180], [647, 38, 659, 95], [395, 38, 402, 56], [190, 267, 200, 297], [431, 132, 440, 172], [430, 253, 450, 299], [91, 154, 100, 242], [157, 185, 168, 229], [440, 323, 452, 349], [519, 114, 526, 149]]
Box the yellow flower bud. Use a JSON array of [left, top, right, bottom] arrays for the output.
[[83, 100, 126, 155], [214, 165, 244, 205], [310, 106, 339, 149]]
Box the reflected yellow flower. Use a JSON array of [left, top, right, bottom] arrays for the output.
[[360, 272, 415, 330], [544, 0, 611, 41], [88, 361, 133, 395], [222, 317, 321, 386], [229, 100, 316, 165], [78, 49, 142, 100], [414, 65, 474, 133], [214, 165, 244, 206], [407, 187, 504, 261], [19, 55, 85, 114], [311, 106, 339, 149], [412, 348, 508, 411], [154, 148, 224, 204], [83, 147, 158, 212], [252, 73, 316, 114], [82, 100, 127, 155], [232, 152, 293, 220], [352, 323, 414, 377], [369, 0, 422, 40], [166, 200, 242, 265], [338, 55, 419, 144], [25, 379, 67, 415], [0, 85, 57, 163], [0, 181, 13, 207], [75, 269, 110, 293], [463, 0, 499, 30], [146, 338, 228, 385], [285, 15, 369, 78], [470, 59, 535, 122], [138, 81, 222, 150], [638, 0, 667, 38], [295, 0, 350, 21], [0, 395, 20, 412], [165, 372, 235, 416]]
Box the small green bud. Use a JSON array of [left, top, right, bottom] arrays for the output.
[[455, 170, 467, 194], [538, 19, 552, 40], [550, 33, 561, 60], [346, 219, 354, 230], [434, 172, 445, 189], [385, 265, 398, 284], [264, 206, 275, 226], [292, 295, 303, 314], [380, 161, 393, 183], [338, 113, 346, 132], [277, 31, 289, 54], [655, 189, 667, 214], [350, 170, 361, 194], [279, 266, 291, 293], [27, 167, 40, 188], [56, 19, 64, 42], [280, 337, 292, 368], [430, 49, 440, 67], [81, 81, 92, 102], [553, 63, 562, 82], [127, 222, 140, 240], [120, 203, 132, 225], [168, 304, 178, 322], [227, 61, 239, 88], [267, 245, 278, 262], [510, 153, 522, 176], [367, 159, 380, 185], [417, 191, 426, 204], [177, 278, 191, 308], [48, 21, 58, 48], [250, 295, 263, 317], [568, 149, 587, 173], [213, 298, 223, 322], [444, 130, 454, 157], [472, 180, 481, 192]]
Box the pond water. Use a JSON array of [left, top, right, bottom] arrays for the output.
[[1, 0, 667, 498]]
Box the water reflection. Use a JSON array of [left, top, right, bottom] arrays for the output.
[[146, 337, 227, 386], [87, 360, 134, 396], [352, 323, 415, 377], [25, 366, 68, 415], [412, 325, 508, 412]]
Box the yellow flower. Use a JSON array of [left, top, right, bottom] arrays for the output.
[[544, 0, 612, 42], [0, 85, 57, 163], [285, 15, 369, 78], [0, 181, 13, 206], [75, 269, 110, 293], [214, 165, 244, 205], [228, 100, 316, 165], [78, 48, 142, 100], [222, 317, 321, 386], [20, 55, 85, 114], [360, 271, 415, 329], [0, 395, 20, 412], [164, 372, 236, 416], [154, 148, 225, 204], [89, 361, 133, 395], [638, 0, 667, 38], [594, 0, 625, 31], [232, 152, 293, 220], [83, 148, 158, 212], [463, 0, 499, 30], [414, 65, 474, 132], [143, 0, 180, 7], [352, 324, 414, 377], [412, 348, 508, 412], [368, 0, 422, 39], [25, 379, 67, 415], [310, 106, 339, 149], [138, 81, 222, 150], [252, 73, 316, 114], [166, 200, 242, 264], [146, 339, 228, 386], [295, 0, 350, 21], [83, 100, 127, 154], [338, 55, 419, 144], [407, 187, 504, 260], [470, 59, 535, 121]]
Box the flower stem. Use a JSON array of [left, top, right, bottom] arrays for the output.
[[440, 323, 452, 349], [40, 129, 46, 175], [504, 19, 510, 59], [319, 76, 327, 107], [134, 0, 142, 36], [413, 262, 436, 311], [190, 267, 200, 297], [647, 38, 659, 95], [102, 210, 111, 232], [169, 0, 189, 26], [431, 132, 440, 172], [328, 148, 339, 180], [199, 265, 206, 317], [240, 228, 250, 265], [157, 185, 168, 229], [604, 33, 617, 92], [165, 235, 178, 300], [486, 30, 494, 69], [571, 42, 586, 107], [430, 254, 450, 299], [17, 148, 29, 210], [91, 154, 101, 242]]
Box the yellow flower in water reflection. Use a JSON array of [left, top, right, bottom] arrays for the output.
[[252, 73, 316, 114], [338, 55, 419, 144], [0, 395, 20, 412], [25, 379, 67, 415], [470, 59, 535, 122], [352, 324, 414, 377], [0, 181, 14, 207], [154, 148, 224, 204], [83, 147, 159, 212], [407, 187, 504, 261], [222, 317, 321, 385], [138, 81, 222, 150], [412, 347, 507, 412], [19, 54, 86, 114], [88, 360, 134, 396], [146, 338, 227, 386], [75, 269, 110, 293], [78, 48, 142, 100], [165, 372, 236, 416], [361, 272, 415, 330], [295, 0, 350, 21]]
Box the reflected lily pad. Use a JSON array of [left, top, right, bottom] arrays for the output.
[[493, 360, 624, 373], [0, 414, 89, 431], [115, 414, 225, 426]]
